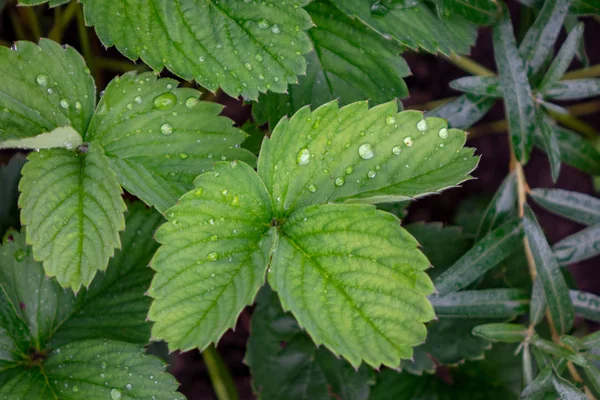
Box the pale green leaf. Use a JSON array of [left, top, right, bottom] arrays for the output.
[[552, 374, 587, 400], [246, 287, 373, 400], [449, 76, 503, 98], [530, 277, 547, 327], [430, 289, 529, 319], [564, 17, 589, 68], [534, 126, 600, 176], [0, 39, 95, 140], [472, 323, 528, 343], [541, 79, 600, 100], [521, 359, 567, 398], [570, 290, 600, 322], [476, 172, 518, 241], [538, 114, 562, 182], [581, 331, 600, 350], [86, 71, 255, 213], [523, 205, 574, 335], [582, 364, 600, 399], [426, 94, 496, 130], [0, 126, 82, 151], [148, 161, 273, 351], [19, 143, 126, 291], [539, 23, 585, 90], [553, 223, 600, 265], [258, 101, 478, 215], [529, 188, 600, 226], [253, 0, 410, 128]]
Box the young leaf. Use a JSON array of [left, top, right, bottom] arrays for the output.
[[523, 205, 574, 334], [449, 76, 503, 98], [552, 374, 587, 400], [86, 71, 255, 213], [539, 23, 585, 90], [529, 188, 600, 226], [258, 101, 479, 214], [430, 289, 529, 319], [472, 323, 528, 343], [537, 114, 562, 182], [476, 172, 518, 241], [0, 155, 26, 236], [246, 287, 373, 400], [253, 0, 410, 128], [534, 126, 600, 176], [0, 39, 95, 141], [426, 94, 496, 130], [570, 290, 600, 323], [553, 223, 600, 265], [20, 0, 314, 100], [434, 218, 524, 296], [493, 4, 536, 164], [328, 0, 477, 55], [540, 79, 600, 100], [19, 143, 126, 291]]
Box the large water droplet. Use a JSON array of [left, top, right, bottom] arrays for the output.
[[60, 99, 69, 109], [308, 184, 317, 193], [153, 92, 177, 110], [134, 96, 143, 104], [111, 388, 122, 400], [438, 128, 448, 139], [392, 146, 402, 155], [271, 24, 281, 34], [417, 119, 428, 132], [126, 383, 133, 391], [161, 123, 173, 135], [385, 115, 396, 125], [186, 97, 199, 109], [404, 136, 414, 147], [358, 143, 374, 159], [368, 170, 377, 179], [296, 148, 311, 165], [36, 73, 48, 87], [335, 177, 345, 187], [206, 252, 218, 262]]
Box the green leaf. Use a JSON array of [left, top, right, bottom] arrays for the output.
[[449, 76, 503, 98], [564, 17, 589, 68], [553, 223, 600, 265], [253, 0, 410, 129], [530, 277, 547, 327], [22, 0, 314, 100], [148, 161, 273, 352], [534, 126, 600, 176], [539, 23, 585, 90], [570, 290, 600, 322], [581, 331, 600, 350], [472, 323, 528, 343], [434, 218, 524, 296], [426, 94, 496, 130], [529, 188, 600, 226], [518, 0, 573, 79], [0, 39, 95, 140], [540, 79, 600, 100], [269, 203, 435, 368], [582, 364, 600, 399], [0, 126, 82, 150], [0, 156, 26, 236], [570, 0, 600, 15], [522, 359, 567, 398], [328, 0, 477, 55], [493, 3, 536, 164], [432, 0, 500, 25], [246, 287, 373, 400], [476, 172, 518, 241], [552, 373, 587, 399], [430, 289, 529, 319], [19, 143, 126, 290], [86, 71, 255, 213], [523, 205, 574, 335], [258, 101, 478, 214], [537, 114, 562, 182]]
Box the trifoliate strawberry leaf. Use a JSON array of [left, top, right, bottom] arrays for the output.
[[253, 0, 410, 128], [19, 143, 126, 291], [148, 161, 274, 352], [0, 39, 95, 141], [86, 71, 255, 213], [246, 287, 374, 400], [20, 0, 313, 100], [258, 101, 478, 216]]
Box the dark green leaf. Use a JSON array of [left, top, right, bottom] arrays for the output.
[[541, 79, 600, 100], [529, 188, 600, 226], [553, 223, 600, 265], [449, 76, 503, 98], [426, 94, 496, 130], [532, 337, 587, 366], [581, 331, 600, 350], [521, 359, 567, 398], [537, 114, 562, 182], [534, 126, 600, 176], [433, 0, 500, 25], [539, 23, 585, 90], [476, 173, 518, 241], [582, 363, 600, 397], [530, 277, 547, 327], [430, 289, 529, 319], [472, 323, 528, 343], [570, 290, 600, 322]]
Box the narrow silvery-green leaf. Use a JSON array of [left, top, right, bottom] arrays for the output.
[[581, 331, 600, 350], [534, 126, 600, 176], [553, 223, 600, 265], [430, 289, 528, 319], [539, 99, 570, 115], [476, 173, 517, 241], [426, 94, 496, 130], [521, 360, 566, 398], [472, 323, 528, 343], [523, 344, 534, 386], [564, 17, 589, 68], [518, 0, 573, 78], [538, 114, 562, 182], [552, 374, 587, 400], [539, 23, 585, 90], [0, 126, 82, 150], [541, 79, 600, 100], [532, 338, 585, 365], [570, 290, 600, 322], [449, 76, 503, 98], [582, 365, 600, 398], [529, 188, 600, 226], [434, 218, 524, 296], [530, 277, 547, 327], [523, 205, 574, 335], [493, 4, 536, 164]]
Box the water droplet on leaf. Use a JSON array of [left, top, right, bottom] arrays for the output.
[[296, 148, 311, 165], [358, 143, 374, 159]]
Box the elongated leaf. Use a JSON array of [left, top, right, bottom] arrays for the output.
[[426, 94, 496, 130], [538, 114, 562, 182], [539, 23, 585, 90], [564, 16, 589, 68], [472, 323, 528, 343], [0, 126, 82, 150], [541, 79, 600, 100], [449, 76, 503, 98], [19, 143, 126, 291], [522, 359, 567, 398], [553, 223, 600, 265], [523, 205, 574, 334], [530, 276, 547, 327], [518, 0, 572, 78], [269, 203, 435, 368], [433, 0, 500, 25], [534, 126, 600, 176], [553, 374, 587, 400], [434, 218, 524, 296], [86, 71, 255, 213], [581, 331, 600, 350], [582, 364, 600, 398], [476, 173, 518, 241], [0, 39, 95, 140], [430, 289, 529, 319], [493, 4, 536, 164], [148, 161, 273, 351], [529, 188, 600, 226], [570, 290, 600, 322], [253, 0, 410, 129], [258, 101, 478, 214], [329, 0, 477, 55], [0, 156, 26, 236], [21, 0, 314, 100], [246, 287, 373, 400]]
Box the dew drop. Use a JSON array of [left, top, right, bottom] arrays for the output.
[[271, 24, 281, 34], [221, 189, 229, 195], [244, 63, 253, 71], [417, 119, 427, 131], [36, 73, 48, 87], [358, 143, 374, 159], [134, 96, 143, 104], [308, 184, 317, 193], [186, 97, 199, 108], [404, 136, 414, 147], [72, 386, 79, 393], [230, 195, 239, 206], [392, 146, 402, 155], [335, 177, 345, 187], [100, 361, 107, 369], [126, 384, 133, 391], [438, 128, 448, 139], [179, 153, 188, 159], [14, 249, 25, 262], [75, 101, 82, 111], [385, 115, 396, 125], [161, 123, 173, 135], [258, 19, 269, 29], [60, 99, 69, 109], [368, 170, 377, 179], [206, 252, 218, 262], [110, 389, 122, 400], [296, 148, 311, 165], [345, 166, 354, 175], [153, 92, 177, 110]]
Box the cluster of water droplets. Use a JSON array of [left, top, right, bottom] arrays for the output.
[[36, 73, 82, 113]]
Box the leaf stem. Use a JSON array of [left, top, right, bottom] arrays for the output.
[[21, 7, 42, 40], [202, 345, 239, 400], [446, 53, 495, 77], [75, 5, 97, 84], [9, 10, 28, 41], [563, 64, 600, 80], [48, 2, 79, 43]]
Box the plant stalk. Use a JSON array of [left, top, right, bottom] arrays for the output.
[[202, 345, 239, 400]]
